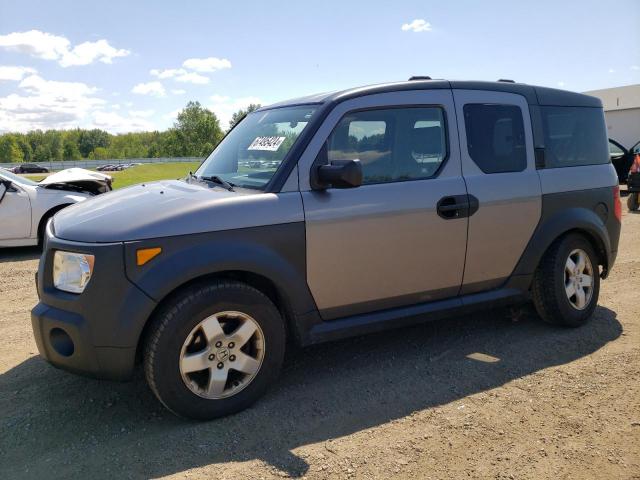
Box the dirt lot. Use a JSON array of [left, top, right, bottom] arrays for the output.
[[1, 207, 639, 480]]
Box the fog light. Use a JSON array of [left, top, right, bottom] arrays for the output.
[[50, 328, 74, 357]]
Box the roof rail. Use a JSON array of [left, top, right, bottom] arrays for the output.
[[497, 79, 515, 83], [409, 76, 432, 81]]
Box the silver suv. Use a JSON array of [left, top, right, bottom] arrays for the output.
[[32, 79, 622, 419]]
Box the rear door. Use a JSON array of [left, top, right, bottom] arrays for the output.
[[453, 90, 541, 294], [298, 90, 469, 319]]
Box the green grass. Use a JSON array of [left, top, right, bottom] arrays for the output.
[[21, 162, 201, 189], [107, 162, 200, 189]]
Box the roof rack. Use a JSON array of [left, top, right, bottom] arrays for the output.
[[408, 76, 432, 81], [497, 79, 515, 83]]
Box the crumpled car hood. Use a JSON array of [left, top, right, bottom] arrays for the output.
[[39, 168, 113, 194]]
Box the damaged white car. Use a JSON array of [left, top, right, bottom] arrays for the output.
[[0, 168, 112, 247]]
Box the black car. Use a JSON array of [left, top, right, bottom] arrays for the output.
[[609, 138, 639, 183], [12, 163, 49, 174]]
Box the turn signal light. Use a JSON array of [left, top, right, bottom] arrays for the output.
[[136, 247, 162, 266]]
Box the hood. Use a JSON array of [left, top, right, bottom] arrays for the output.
[[40, 168, 112, 194], [52, 179, 304, 243]]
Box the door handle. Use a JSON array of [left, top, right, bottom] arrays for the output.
[[437, 195, 479, 219]]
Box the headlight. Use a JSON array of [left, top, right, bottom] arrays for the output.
[[53, 251, 95, 293]]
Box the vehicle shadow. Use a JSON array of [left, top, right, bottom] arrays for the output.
[[0, 246, 41, 263], [0, 305, 622, 479]]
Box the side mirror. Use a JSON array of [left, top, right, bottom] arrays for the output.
[[314, 159, 363, 190], [0, 180, 10, 204]]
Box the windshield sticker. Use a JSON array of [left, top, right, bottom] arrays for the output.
[[248, 136, 286, 151]]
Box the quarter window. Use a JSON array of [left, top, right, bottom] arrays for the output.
[[463, 104, 527, 173], [541, 106, 609, 168], [325, 107, 447, 184]]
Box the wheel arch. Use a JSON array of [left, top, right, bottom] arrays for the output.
[[135, 269, 302, 363], [512, 207, 612, 281], [125, 224, 316, 361], [37, 203, 72, 243]]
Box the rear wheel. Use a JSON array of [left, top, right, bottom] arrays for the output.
[[628, 192, 639, 211], [143, 280, 286, 420], [532, 234, 600, 327]]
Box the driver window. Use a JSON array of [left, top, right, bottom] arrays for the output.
[[326, 107, 447, 185]]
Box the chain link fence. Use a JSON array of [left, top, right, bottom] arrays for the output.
[[0, 157, 203, 172]]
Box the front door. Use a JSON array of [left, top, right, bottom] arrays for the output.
[[299, 90, 469, 320], [0, 181, 31, 241]]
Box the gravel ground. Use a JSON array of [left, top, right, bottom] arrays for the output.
[[1, 205, 639, 480]]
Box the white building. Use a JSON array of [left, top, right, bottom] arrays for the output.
[[584, 84, 640, 149]]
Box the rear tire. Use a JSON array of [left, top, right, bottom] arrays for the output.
[[628, 192, 639, 211], [143, 280, 286, 420], [532, 234, 600, 327]]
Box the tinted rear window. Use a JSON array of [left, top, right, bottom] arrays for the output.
[[541, 106, 609, 168]]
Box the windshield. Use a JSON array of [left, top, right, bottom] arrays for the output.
[[195, 105, 317, 190], [0, 168, 39, 186]]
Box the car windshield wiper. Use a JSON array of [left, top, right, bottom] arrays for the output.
[[197, 175, 235, 191]]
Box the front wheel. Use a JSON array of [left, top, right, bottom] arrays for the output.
[[143, 281, 286, 420], [628, 192, 639, 211], [532, 234, 600, 327]]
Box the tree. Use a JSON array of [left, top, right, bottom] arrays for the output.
[[89, 147, 110, 160], [172, 101, 223, 156], [33, 144, 50, 162], [0, 135, 24, 162], [78, 129, 110, 158], [62, 137, 82, 160], [228, 103, 261, 130]]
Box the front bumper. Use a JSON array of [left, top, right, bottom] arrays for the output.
[[31, 221, 157, 380], [31, 303, 136, 380]]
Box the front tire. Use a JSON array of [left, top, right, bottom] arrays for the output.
[[532, 234, 600, 327], [143, 280, 286, 420], [628, 192, 639, 211]]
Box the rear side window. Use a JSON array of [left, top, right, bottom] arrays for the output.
[[541, 106, 609, 168], [326, 107, 447, 185], [463, 104, 527, 173]]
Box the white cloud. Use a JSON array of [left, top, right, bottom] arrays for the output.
[[163, 107, 183, 121], [209, 95, 263, 128], [19, 74, 98, 97], [175, 72, 209, 84], [150, 68, 187, 79], [91, 111, 154, 133], [0, 30, 130, 67], [182, 57, 231, 72], [608, 68, 616, 73], [401, 19, 432, 33], [631, 65, 640, 71], [129, 109, 155, 118], [0, 65, 37, 81], [131, 81, 166, 97], [171, 89, 186, 95], [0, 74, 105, 132], [60, 39, 130, 67], [557, 81, 565, 87]]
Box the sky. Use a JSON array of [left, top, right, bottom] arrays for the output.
[[0, 0, 638, 134]]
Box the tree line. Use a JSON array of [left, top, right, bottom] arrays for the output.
[[0, 102, 261, 163]]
